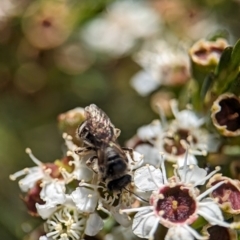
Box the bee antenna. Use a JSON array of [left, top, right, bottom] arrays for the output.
[[123, 187, 148, 203]]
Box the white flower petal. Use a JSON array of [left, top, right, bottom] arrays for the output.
[[36, 202, 58, 219], [110, 205, 131, 227], [132, 209, 157, 238], [39, 236, 48, 240], [198, 198, 224, 224], [82, 18, 134, 57], [135, 144, 162, 166], [18, 167, 44, 192], [130, 70, 160, 96], [40, 181, 66, 204], [127, 150, 144, 169], [206, 134, 221, 152], [134, 165, 163, 191], [85, 212, 103, 236], [71, 187, 98, 213], [175, 110, 204, 128], [176, 154, 198, 167], [165, 226, 194, 240], [177, 164, 207, 185], [137, 121, 162, 140], [74, 164, 93, 182]]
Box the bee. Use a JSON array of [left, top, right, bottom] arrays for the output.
[[76, 104, 132, 192]]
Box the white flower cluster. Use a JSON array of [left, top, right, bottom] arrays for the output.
[[81, 0, 161, 57], [10, 103, 239, 240], [130, 40, 190, 96], [120, 155, 238, 240], [10, 133, 143, 240], [127, 99, 220, 167]]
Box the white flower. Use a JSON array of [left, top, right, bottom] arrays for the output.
[[129, 70, 160, 97], [129, 100, 219, 166], [0, 0, 19, 20], [9, 148, 65, 193], [41, 195, 103, 240], [73, 176, 137, 228], [130, 40, 190, 96], [81, 0, 161, 57], [71, 186, 99, 213], [120, 155, 236, 240], [9, 133, 89, 192], [127, 120, 163, 166], [62, 133, 93, 182], [156, 100, 220, 166]]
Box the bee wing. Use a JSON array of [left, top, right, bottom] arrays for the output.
[[109, 141, 129, 163], [97, 143, 107, 168]]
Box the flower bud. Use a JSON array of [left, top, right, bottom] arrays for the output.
[[211, 93, 240, 137], [207, 174, 240, 214], [202, 224, 237, 240], [58, 107, 86, 144], [189, 38, 228, 67], [22, 182, 45, 216]]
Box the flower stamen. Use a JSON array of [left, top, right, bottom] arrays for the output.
[[197, 180, 225, 200]]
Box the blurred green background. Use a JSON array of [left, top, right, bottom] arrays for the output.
[[1, 0, 240, 239]]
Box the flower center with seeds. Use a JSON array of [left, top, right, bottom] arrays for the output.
[[153, 185, 197, 223], [163, 129, 197, 156]]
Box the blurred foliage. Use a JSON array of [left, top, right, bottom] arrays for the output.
[[2, 0, 240, 239]]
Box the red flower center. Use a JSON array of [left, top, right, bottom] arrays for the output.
[[163, 129, 197, 156], [154, 185, 196, 223], [211, 181, 240, 210], [215, 97, 240, 132]]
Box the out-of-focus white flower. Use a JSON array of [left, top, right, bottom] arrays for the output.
[[22, 0, 76, 49], [54, 42, 94, 75], [81, 0, 161, 57], [121, 156, 238, 240], [0, 0, 17, 20], [131, 40, 190, 96], [130, 70, 161, 97]]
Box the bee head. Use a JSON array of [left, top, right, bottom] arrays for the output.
[[107, 175, 132, 192]]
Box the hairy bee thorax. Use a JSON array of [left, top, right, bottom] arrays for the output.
[[85, 104, 115, 143]]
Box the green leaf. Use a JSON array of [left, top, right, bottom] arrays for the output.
[[231, 39, 240, 69], [228, 72, 240, 94], [215, 46, 232, 75], [200, 72, 215, 100], [212, 41, 240, 94]]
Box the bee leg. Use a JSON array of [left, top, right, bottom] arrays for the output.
[[86, 155, 98, 173], [82, 139, 96, 148], [77, 121, 87, 136], [113, 128, 121, 139], [122, 147, 134, 159], [75, 146, 95, 155]]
